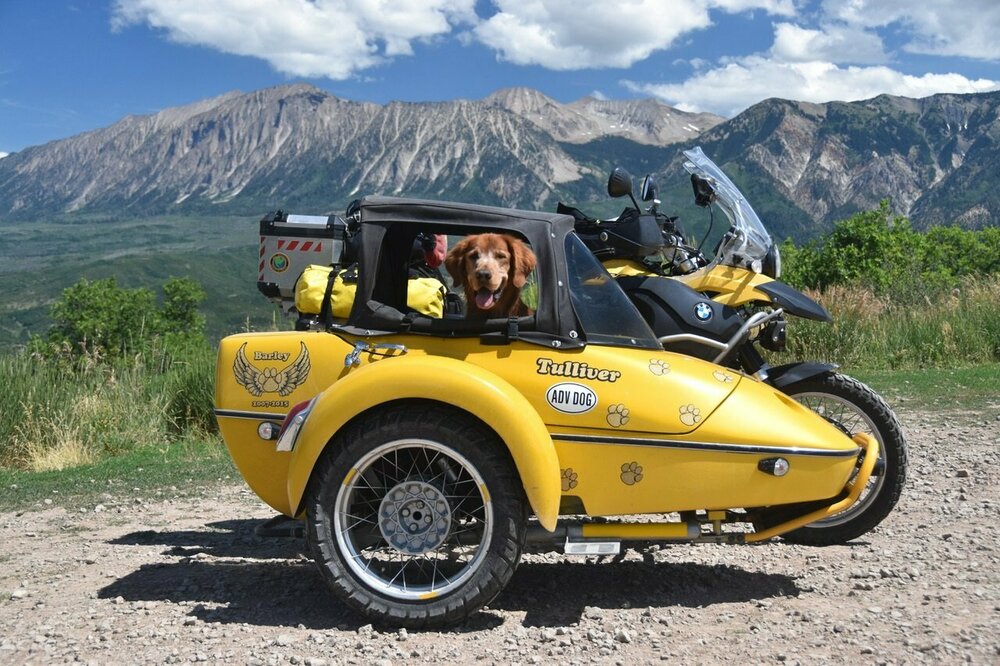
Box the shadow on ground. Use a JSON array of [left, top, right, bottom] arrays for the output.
[[101, 519, 800, 631]]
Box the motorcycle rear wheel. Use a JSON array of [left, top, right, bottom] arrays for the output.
[[755, 373, 907, 545]]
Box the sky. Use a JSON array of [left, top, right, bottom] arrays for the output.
[[1, 0, 998, 155]]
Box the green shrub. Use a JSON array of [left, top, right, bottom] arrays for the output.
[[780, 201, 1000, 301], [32, 276, 207, 360]]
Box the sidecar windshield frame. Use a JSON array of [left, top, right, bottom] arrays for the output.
[[564, 234, 661, 350]]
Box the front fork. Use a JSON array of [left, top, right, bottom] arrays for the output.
[[733, 324, 838, 390], [737, 344, 771, 382]]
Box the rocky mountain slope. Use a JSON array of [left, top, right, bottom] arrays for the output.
[[0, 84, 996, 237], [0, 84, 694, 220], [666, 92, 1000, 236], [483, 87, 722, 145]]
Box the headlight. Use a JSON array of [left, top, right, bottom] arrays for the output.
[[762, 243, 781, 279]]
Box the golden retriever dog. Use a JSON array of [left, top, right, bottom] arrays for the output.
[[445, 233, 537, 318]]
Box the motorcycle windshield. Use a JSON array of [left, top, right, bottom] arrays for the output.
[[682, 147, 773, 271]]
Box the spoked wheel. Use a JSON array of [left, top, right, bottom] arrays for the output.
[[307, 403, 526, 627], [756, 373, 908, 545]]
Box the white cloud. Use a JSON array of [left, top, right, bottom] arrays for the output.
[[822, 0, 1000, 61], [771, 22, 887, 64], [0, 151, 8, 160], [625, 57, 999, 116], [473, 0, 795, 70], [710, 0, 796, 12], [111, 0, 477, 79]]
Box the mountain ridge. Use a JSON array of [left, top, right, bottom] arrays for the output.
[[0, 84, 997, 237]]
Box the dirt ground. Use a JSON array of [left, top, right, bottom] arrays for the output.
[[1, 409, 998, 665]]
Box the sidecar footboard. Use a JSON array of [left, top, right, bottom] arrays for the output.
[[745, 433, 880, 543]]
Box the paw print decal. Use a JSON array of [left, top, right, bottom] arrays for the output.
[[620, 462, 644, 486], [679, 404, 702, 426], [648, 359, 671, 376], [607, 404, 630, 428], [561, 468, 578, 492], [713, 370, 734, 383]]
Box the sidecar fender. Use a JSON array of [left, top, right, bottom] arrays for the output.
[[285, 355, 561, 531]]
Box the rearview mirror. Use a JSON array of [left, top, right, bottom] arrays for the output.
[[640, 174, 657, 202], [691, 174, 716, 208], [607, 167, 634, 199]]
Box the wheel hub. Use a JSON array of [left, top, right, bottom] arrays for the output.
[[378, 481, 452, 555]]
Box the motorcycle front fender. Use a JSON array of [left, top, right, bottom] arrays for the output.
[[767, 362, 839, 389], [755, 281, 832, 322]]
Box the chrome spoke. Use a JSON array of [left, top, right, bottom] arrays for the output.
[[333, 439, 493, 601]]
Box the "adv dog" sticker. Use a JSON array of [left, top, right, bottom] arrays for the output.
[[546, 382, 597, 414]]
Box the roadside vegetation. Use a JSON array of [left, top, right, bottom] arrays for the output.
[[779, 202, 1000, 368], [0, 203, 997, 506], [0, 277, 217, 473]]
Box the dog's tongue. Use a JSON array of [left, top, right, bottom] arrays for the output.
[[475, 288, 496, 310]]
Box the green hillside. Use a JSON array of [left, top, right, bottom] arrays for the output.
[[0, 216, 285, 350]]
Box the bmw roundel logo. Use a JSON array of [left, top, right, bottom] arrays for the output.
[[694, 302, 713, 321]]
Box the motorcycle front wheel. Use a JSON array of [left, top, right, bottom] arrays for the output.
[[754, 373, 908, 545]]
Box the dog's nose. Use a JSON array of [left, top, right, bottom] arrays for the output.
[[475, 269, 491, 282]]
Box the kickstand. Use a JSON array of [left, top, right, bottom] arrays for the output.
[[255, 514, 305, 539]]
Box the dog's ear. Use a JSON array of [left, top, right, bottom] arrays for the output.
[[506, 235, 537, 289], [445, 236, 471, 288]]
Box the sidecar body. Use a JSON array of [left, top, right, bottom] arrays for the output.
[[215, 197, 878, 627]]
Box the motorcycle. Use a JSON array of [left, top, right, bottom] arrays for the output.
[[558, 147, 907, 545]]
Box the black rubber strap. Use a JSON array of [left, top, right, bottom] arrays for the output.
[[319, 267, 338, 329]]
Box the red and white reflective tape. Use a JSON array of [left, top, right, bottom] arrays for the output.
[[259, 236, 266, 279], [276, 239, 323, 252]]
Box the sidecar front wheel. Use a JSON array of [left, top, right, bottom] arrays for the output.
[[306, 403, 527, 628], [755, 373, 907, 545]]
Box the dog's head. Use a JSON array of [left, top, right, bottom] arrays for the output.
[[445, 233, 536, 312]]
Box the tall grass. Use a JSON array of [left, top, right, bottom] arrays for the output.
[[3, 275, 998, 472], [786, 275, 1000, 370], [0, 342, 218, 472]]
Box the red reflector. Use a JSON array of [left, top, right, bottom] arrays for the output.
[[278, 399, 313, 438]]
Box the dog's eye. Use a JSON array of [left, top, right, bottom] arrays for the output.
[[496, 252, 508, 260], [468, 251, 479, 261]]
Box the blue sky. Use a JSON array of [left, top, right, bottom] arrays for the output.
[[1, 0, 998, 155]]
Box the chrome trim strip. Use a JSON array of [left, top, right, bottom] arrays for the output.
[[214, 409, 287, 421], [550, 433, 860, 458]]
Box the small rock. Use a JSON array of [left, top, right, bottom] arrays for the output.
[[94, 504, 106, 513], [614, 629, 632, 644], [9, 589, 28, 600], [956, 470, 970, 478], [275, 634, 294, 647]]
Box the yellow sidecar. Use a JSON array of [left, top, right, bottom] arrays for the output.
[[215, 197, 882, 628]]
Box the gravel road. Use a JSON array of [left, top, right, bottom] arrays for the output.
[[1, 409, 997, 665]]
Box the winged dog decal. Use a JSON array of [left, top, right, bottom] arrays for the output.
[[234, 342, 311, 396]]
